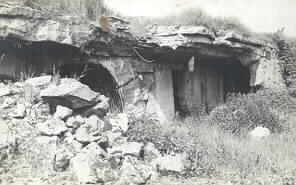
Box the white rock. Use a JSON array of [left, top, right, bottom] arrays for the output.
[[66, 115, 84, 128], [108, 142, 143, 157], [36, 119, 67, 136], [70, 142, 107, 183], [25, 76, 52, 88], [109, 113, 129, 133], [40, 78, 100, 109], [0, 97, 16, 109], [0, 119, 9, 147], [53, 105, 73, 120], [54, 147, 74, 172], [116, 157, 158, 185], [8, 104, 26, 118], [144, 142, 161, 163], [152, 154, 186, 173], [249, 126, 270, 139], [0, 87, 12, 97]]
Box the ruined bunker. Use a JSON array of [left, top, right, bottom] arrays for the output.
[[0, 2, 285, 122]]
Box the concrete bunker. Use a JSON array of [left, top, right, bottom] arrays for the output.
[[147, 52, 252, 118]]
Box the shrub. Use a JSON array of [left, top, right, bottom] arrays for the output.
[[207, 90, 296, 134]]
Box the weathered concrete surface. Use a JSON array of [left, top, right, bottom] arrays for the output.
[[176, 60, 224, 113], [146, 64, 175, 123]]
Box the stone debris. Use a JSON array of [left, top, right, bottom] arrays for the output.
[[109, 113, 129, 133], [108, 142, 143, 157], [70, 142, 108, 183], [54, 147, 74, 172], [0, 86, 12, 97], [36, 119, 68, 136], [40, 78, 101, 109], [0, 78, 184, 184], [53, 105, 73, 120], [25, 75, 52, 89], [8, 104, 26, 118]]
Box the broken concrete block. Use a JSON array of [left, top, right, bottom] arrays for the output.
[[70, 142, 107, 183], [25, 76, 52, 89], [53, 105, 73, 120], [40, 78, 100, 110], [36, 119, 67, 136], [8, 104, 26, 119], [108, 142, 143, 157]]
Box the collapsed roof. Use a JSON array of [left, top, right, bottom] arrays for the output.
[[0, 1, 273, 64]]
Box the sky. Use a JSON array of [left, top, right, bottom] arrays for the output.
[[104, 0, 296, 37]]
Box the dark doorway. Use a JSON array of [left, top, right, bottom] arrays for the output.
[[223, 60, 251, 99], [59, 62, 124, 112]]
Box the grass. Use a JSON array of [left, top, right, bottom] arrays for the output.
[[126, 7, 256, 39], [127, 89, 296, 184]]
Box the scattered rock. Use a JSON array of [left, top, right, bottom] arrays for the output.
[[0, 97, 16, 109], [54, 147, 74, 172], [25, 76, 52, 89], [109, 113, 129, 133], [105, 131, 123, 146], [8, 104, 26, 118], [0, 87, 12, 97], [70, 142, 107, 183], [36, 119, 67, 136], [66, 115, 84, 128], [53, 105, 73, 120], [96, 166, 116, 183], [116, 157, 158, 185], [249, 126, 270, 139], [81, 95, 110, 117], [40, 78, 100, 110], [152, 154, 186, 173], [144, 142, 161, 163], [108, 142, 143, 157], [75, 115, 111, 144]]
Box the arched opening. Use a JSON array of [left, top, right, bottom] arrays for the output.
[[59, 62, 124, 112]]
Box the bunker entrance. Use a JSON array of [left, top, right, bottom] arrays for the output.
[[59, 63, 124, 112], [223, 60, 251, 99]]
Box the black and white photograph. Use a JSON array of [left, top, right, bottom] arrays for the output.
[[0, 0, 295, 184]]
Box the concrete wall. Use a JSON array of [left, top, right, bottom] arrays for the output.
[[249, 52, 285, 89], [176, 60, 224, 113]]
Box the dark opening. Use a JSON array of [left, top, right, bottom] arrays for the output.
[[172, 70, 187, 118], [223, 60, 251, 99], [59, 63, 124, 112]]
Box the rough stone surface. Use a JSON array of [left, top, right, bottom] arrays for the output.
[[25, 76, 52, 89], [0, 119, 9, 148], [8, 104, 26, 118], [144, 142, 161, 163], [65, 115, 84, 128], [75, 115, 111, 144], [108, 142, 143, 157], [54, 147, 74, 172], [36, 119, 67, 136], [70, 142, 107, 183], [53, 105, 73, 120], [116, 157, 158, 185], [0, 87, 12, 97], [109, 113, 129, 133], [40, 78, 100, 110]]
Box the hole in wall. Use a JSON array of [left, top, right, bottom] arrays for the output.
[[59, 62, 124, 112], [223, 60, 251, 99]]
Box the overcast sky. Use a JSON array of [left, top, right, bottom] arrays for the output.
[[104, 0, 296, 37]]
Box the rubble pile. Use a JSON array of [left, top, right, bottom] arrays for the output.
[[0, 76, 186, 185]]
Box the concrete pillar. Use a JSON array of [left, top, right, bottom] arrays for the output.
[[146, 64, 175, 123]]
